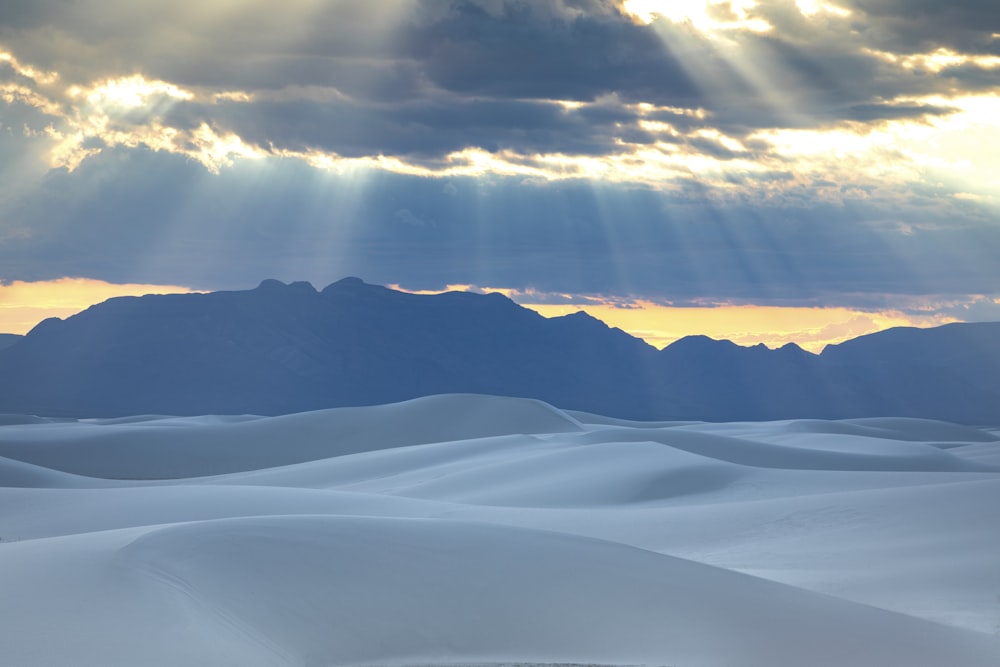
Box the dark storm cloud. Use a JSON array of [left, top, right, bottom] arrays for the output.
[[846, 0, 1000, 55], [0, 1, 61, 29], [165, 94, 657, 159], [399, 1, 702, 104], [0, 0, 417, 87], [3, 0, 997, 167], [838, 103, 956, 123], [377, 1, 993, 142], [938, 63, 1000, 90]]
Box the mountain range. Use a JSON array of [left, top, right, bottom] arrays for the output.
[[1, 277, 998, 423]]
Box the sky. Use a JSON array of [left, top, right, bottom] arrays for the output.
[[1, 0, 999, 351]]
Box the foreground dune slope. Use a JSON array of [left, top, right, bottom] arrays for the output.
[[0, 394, 998, 667]]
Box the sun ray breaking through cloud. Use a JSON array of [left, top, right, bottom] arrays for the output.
[[1, 0, 999, 342]]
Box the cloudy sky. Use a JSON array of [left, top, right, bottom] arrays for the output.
[[1, 0, 999, 350]]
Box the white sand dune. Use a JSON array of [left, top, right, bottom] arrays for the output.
[[1, 394, 998, 666], [0, 394, 580, 478], [0, 454, 110, 488], [944, 441, 1000, 467]]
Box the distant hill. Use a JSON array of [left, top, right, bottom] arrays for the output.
[[655, 326, 1000, 423], [0, 278, 998, 423]]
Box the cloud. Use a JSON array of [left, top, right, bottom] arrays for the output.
[[1, 0, 999, 323], [844, 0, 1000, 55], [3, 145, 999, 308], [0, 0, 996, 206], [400, 1, 700, 105], [3, 0, 996, 174]]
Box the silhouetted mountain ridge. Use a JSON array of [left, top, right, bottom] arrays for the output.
[[0, 333, 21, 351], [0, 279, 998, 422]]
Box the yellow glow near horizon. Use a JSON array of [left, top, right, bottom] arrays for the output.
[[1, 280, 983, 352], [523, 302, 956, 352], [0, 278, 201, 335], [386, 284, 961, 353]]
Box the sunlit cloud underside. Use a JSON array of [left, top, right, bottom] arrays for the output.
[[3, 0, 999, 202], [11, 68, 1000, 206]]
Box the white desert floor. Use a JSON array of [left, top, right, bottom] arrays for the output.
[[0, 394, 998, 667]]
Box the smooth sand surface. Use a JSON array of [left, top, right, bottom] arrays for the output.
[[1, 394, 998, 666]]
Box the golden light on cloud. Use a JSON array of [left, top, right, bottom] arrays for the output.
[[1, 53, 270, 172], [2, 44, 998, 203], [743, 93, 1000, 203], [0, 278, 201, 335], [213, 90, 254, 103], [187, 123, 266, 173], [0, 81, 65, 116], [0, 51, 60, 85], [623, 0, 771, 33], [51, 102, 265, 173], [85, 75, 193, 108], [212, 88, 1000, 202], [294, 136, 767, 192], [864, 47, 1000, 73], [794, 0, 851, 18]]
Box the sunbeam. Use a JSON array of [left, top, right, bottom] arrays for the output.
[[2, 1, 999, 347]]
